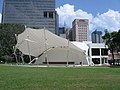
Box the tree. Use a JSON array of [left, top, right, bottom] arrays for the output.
[[112, 30, 120, 51], [102, 29, 120, 65], [0, 24, 25, 63]]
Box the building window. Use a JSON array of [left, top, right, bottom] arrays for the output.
[[102, 58, 108, 64], [92, 58, 100, 64], [101, 48, 108, 56], [49, 12, 53, 18], [44, 12, 47, 18], [44, 12, 54, 19], [92, 48, 100, 56]]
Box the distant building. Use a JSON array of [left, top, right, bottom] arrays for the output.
[[2, 0, 58, 34], [91, 30, 103, 43], [58, 27, 66, 38], [69, 19, 89, 42], [108, 51, 120, 65]]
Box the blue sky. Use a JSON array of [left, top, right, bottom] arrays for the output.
[[0, 0, 120, 32], [56, 0, 120, 16]]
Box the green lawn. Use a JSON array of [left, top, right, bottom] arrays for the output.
[[0, 65, 120, 90]]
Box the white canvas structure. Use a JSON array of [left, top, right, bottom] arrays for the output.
[[15, 28, 88, 65], [35, 46, 88, 65], [71, 42, 90, 65]]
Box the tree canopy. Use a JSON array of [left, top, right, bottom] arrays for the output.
[[102, 29, 120, 65], [0, 24, 25, 62]]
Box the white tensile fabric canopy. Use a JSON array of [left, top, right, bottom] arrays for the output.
[[15, 28, 87, 64]]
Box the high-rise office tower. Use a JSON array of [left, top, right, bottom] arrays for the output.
[[91, 30, 103, 43], [2, 0, 58, 34], [69, 19, 89, 42]]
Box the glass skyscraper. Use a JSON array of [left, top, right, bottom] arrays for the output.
[[2, 0, 58, 34], [91, 30, 103, 43]]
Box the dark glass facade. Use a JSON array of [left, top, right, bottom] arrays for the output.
[[2, 0, 58, 34], [91, 30, 103, 43], [58, 27, 65, 35]]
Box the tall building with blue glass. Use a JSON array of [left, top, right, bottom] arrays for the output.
[[2, 0, 58, 34], [91, 30, 103, 43]]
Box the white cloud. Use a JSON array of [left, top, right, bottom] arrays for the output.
[[93, 9, 120, 32], [56, 4, 120, 32], [56, 4, 93, 28], [0, 13, 1, 23]]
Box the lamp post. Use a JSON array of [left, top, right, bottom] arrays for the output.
[[14, 34, 19, 64], [66, 39, 69, 66], [44, 27, 49, 66], [66, 30, 70, 67], [26, 30, 32, 62]]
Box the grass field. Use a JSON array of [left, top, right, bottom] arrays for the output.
[[0, 65, 120, 90]]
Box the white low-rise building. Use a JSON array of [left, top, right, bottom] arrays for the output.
[[72, 41, 109, 66], [88, 43, 109, 66]]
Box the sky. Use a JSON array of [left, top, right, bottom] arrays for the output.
[[56, 0, 120, 16], [0, 0, 120, 32]]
